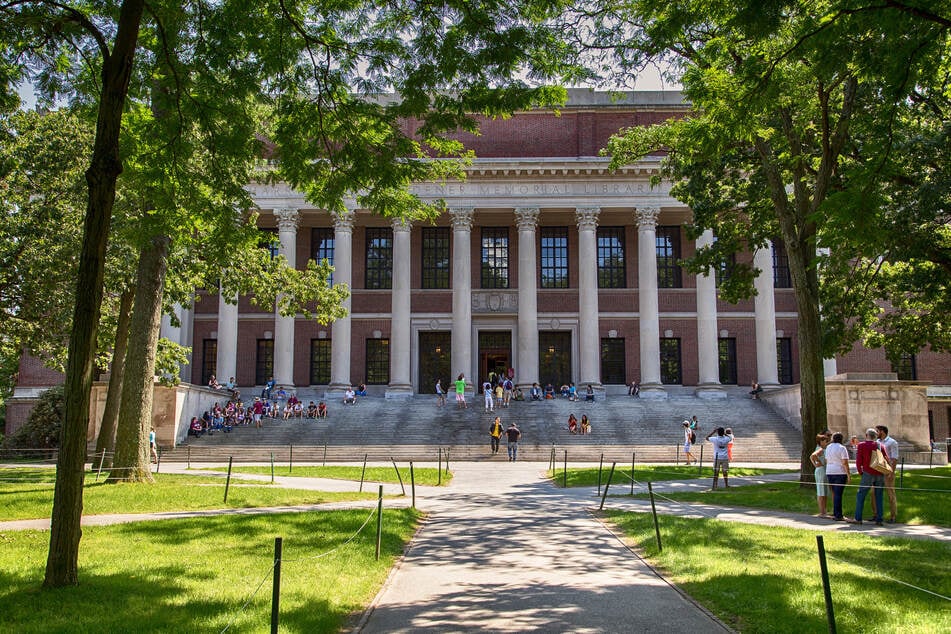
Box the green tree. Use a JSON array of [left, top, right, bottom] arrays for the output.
[[601, 0, 950, 478], [3, 0, 581, 586]]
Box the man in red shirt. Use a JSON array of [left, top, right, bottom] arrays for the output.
[[852, 428, 886, 526]]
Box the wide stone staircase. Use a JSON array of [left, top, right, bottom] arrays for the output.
[[160, 391, 803, 464]]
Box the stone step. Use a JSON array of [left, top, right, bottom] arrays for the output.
[[162, 395, 802, 463]]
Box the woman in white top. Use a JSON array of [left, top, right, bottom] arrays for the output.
[[823, 432, 851, 521]]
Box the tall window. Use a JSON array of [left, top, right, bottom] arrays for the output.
[[365, 227, 393, 289], [600, 338, 626, 384], [718, 338, 738, 385], [660, 338, 682, 384], [481, 227, 509, 288], [255, 339, 274, 385], [773, 240, 792, 288], [540, 227, 569, 288], [366, 339, 390, 384], [312, 227, 335, 285], [421, 227, 451, 289], [891, 353, 917, 381], [777, 337, 793, 384], [201, 339, 217, 386], [656, 226, 682, 288], [310, 339, 331, 385], [260, 228, 279, 259], [597, 227, 626, 288], [539, 331, 572, 389]]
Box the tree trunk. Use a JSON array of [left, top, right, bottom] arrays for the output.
[[93, 289, 135, 467], [781, 222, 828, 483], [109, 235, 171, 483], [45, 0, 147, 588]]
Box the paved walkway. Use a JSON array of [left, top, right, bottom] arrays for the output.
[[356, 460, 728, 633]]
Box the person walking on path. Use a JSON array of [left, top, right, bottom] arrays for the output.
[[489, 417, 504, 455], [853, 428, 887, 526], [505, 422, 521, 461], [149, 428, 159, 464], [435, 379, 446, 407], [876, 425, 900, 522], [706, 427, 733, 489], [455, 373, 468, 409]]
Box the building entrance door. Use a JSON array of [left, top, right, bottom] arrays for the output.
[[478, 331, 511, 392]]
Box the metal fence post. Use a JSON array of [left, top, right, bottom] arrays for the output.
[[599, 463, 616, 511], [648, 482, 662, 552], [360, 454, 368, 493], [816, 535, 837, 633], [271, 537, 283, 634], [224, 456, 234, 503]]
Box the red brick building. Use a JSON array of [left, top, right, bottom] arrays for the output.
[[8, 90, 951, 441]]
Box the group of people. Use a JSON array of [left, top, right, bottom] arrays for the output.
[[481, 375, 518, 411], [811, 425, 899, 525], [567, 413, 591, 434], [488, 416, 522, 461], [186, 392, 331, 439]]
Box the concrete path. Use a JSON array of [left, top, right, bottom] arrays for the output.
[[355, 460, 729, 633]]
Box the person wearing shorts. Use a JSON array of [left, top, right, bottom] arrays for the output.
[[455, 373, 468, 409], [706, 427, 734, 489]]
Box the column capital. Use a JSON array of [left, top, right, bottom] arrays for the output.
[[514, 207, 540, 231], [449, 207, 474, 231], [275, 207, 300, 232], [391, 217, 412, 234], [575, 206, 600, 231], [334, 211, 355, 233], [635, 206, 660, 228]]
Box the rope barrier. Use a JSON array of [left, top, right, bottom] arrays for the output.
[[218, 565, 274, 633], [280, 506, 379, 563], [824, 552, 951, 603]]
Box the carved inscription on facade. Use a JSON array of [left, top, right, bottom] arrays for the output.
[[472, 291, 518, 314]]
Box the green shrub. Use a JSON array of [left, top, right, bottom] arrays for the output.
[[3, 385, 64, 449]]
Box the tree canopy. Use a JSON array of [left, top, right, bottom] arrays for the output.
[[599, 0, 951, 476]]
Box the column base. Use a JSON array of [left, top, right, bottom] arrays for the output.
[[639, 383, 668, 400], [385, 384, 414, 399], [325, 383, 351, 399], [694, 384, 727, 399]]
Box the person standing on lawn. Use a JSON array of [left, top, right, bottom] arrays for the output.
[[705, 427, 733, 489], [824, 432, 851, 521], [853, 428, 887, 526], [810, 433, 831, 517], [876, 425, 900, 522]]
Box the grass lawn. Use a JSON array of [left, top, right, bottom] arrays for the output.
[[202, 464, 451, 486], [603, 511, 950, 633], [628, 466, 951, 527], [1, 508, 421, 632], [547, 465, 792, 488], [0, 468, 379, 522]]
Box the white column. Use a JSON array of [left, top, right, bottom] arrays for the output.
[[216, 286, 239, 383], [450, 207, 474, 393], [274, 207, 299, 387], [387, 218, 413, 397], [178, 304, 194, 381], [753, 242, 780, 386], [161, 303, 192, 381], [328, 211, 354, 395], [636, 206, 667, 398], [817, 246, 838, 378], [515, 207, 540, 391], [576, 207, 603, 396], [695, 229, 725, 398]]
